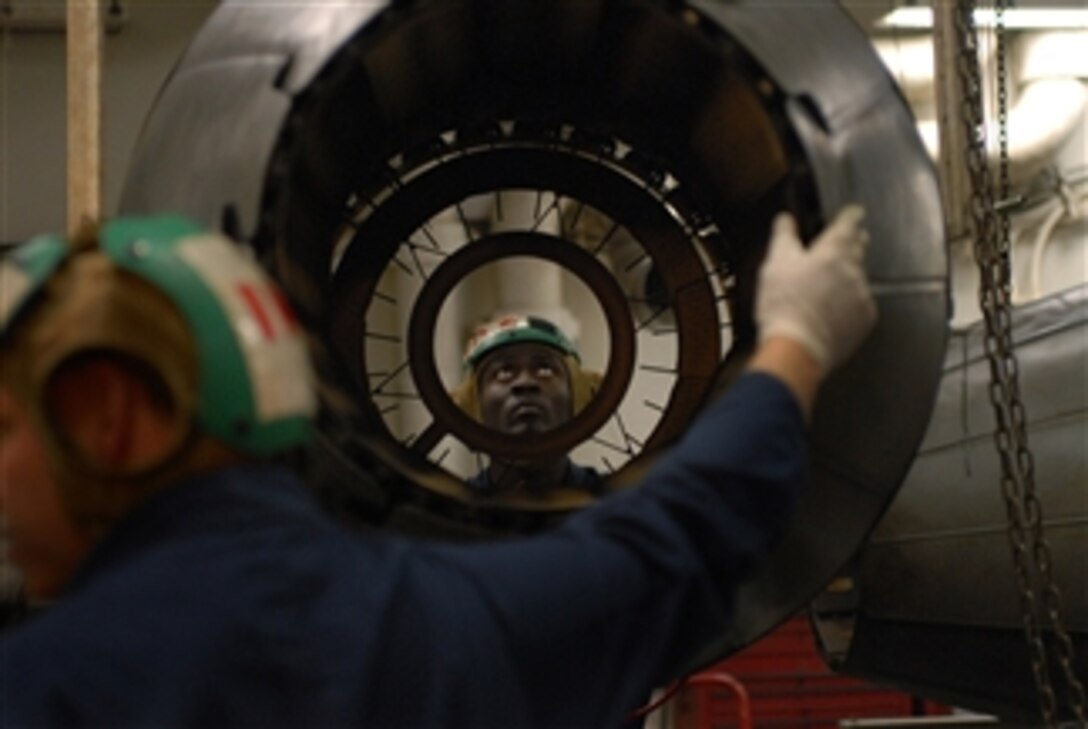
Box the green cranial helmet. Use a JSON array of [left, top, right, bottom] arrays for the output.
[[462, 314, 580, 370], [0, 214, 317, 456]]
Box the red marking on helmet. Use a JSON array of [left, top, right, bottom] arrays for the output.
[[238, 283, 275, 340]]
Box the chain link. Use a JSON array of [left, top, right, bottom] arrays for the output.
[[952, 3, 1087, 726]]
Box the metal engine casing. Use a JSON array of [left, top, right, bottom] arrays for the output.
[[120, 0, 949, 677]]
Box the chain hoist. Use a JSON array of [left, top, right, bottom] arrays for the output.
[[952, 3, 1087, 726]]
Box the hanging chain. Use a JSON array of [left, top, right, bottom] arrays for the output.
[[995, 4, 1088, 721], [953, 3, 1087, 726]]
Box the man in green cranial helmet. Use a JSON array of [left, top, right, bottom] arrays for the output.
[[2, 207, 877, 729], [451, 314, 606, 497]]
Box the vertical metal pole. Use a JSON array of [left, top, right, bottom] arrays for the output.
[[67, 0, 103, 235], [932, 0, 969, 242]]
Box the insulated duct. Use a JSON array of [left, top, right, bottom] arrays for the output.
[[813, 283, 1088, 721], [875, 30, 1088, 185]]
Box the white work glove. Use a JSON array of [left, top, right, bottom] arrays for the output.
[[755, 205, 878, 374]]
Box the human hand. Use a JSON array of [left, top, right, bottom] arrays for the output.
[[754, 205, 877, 375]]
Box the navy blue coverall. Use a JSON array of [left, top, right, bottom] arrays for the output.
[[1, 373, 806, 728]]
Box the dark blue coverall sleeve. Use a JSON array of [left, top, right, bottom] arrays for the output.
[[361, 372, 808, 727]]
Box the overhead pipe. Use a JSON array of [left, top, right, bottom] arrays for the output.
[[874, 30, 1088, 188]]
